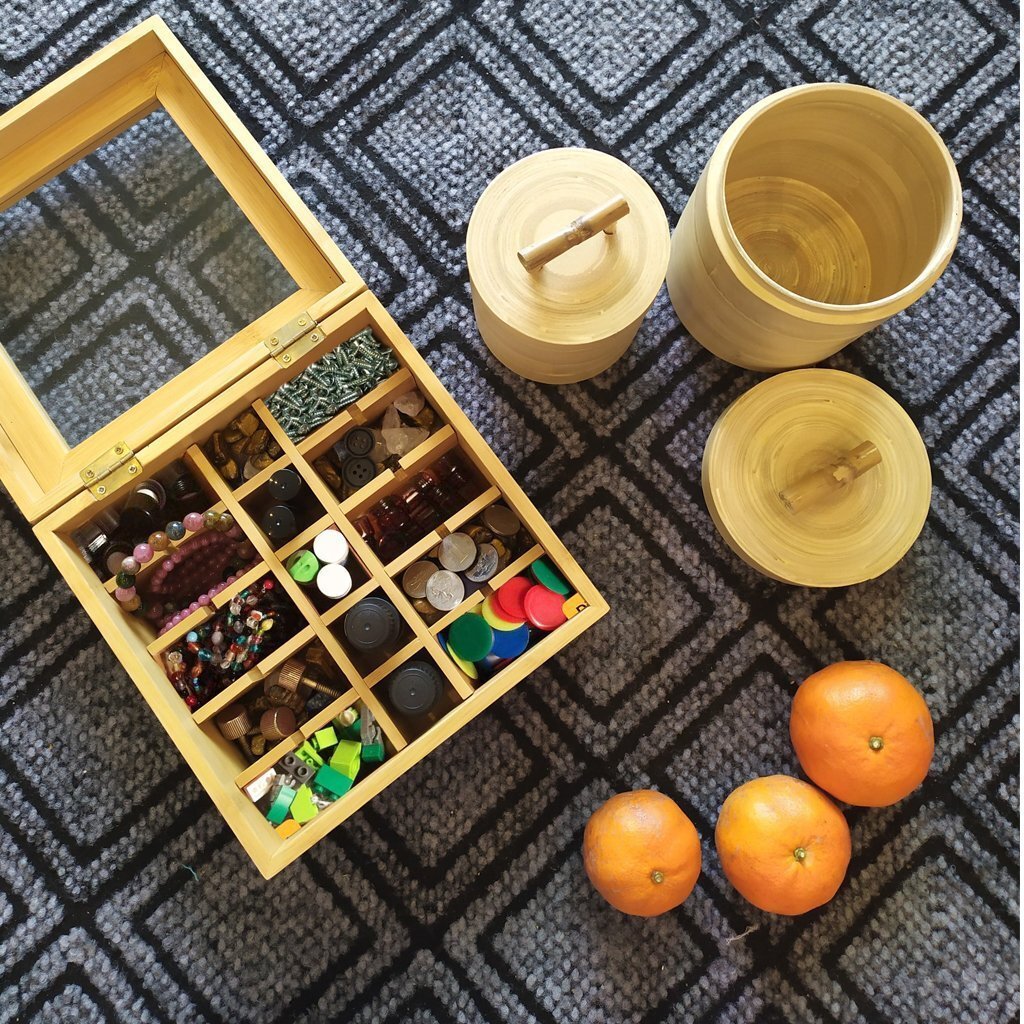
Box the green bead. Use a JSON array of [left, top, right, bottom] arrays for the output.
[[115, 570, 136, 588]]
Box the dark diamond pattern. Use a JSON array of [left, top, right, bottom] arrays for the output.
[[0, 1, 1018, 1021]]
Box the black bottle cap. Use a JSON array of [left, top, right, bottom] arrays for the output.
[[343, 597, 402, 652], [267, 467, 303, 502], [345, 427, 375, 458], [342, 456, 376, 490], [387, 661, 442, 716], [261, 504, 297, 542]]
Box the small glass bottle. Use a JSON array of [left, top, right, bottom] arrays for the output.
[[116, 480, 167, 539]]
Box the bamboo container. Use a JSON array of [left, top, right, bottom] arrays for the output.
[[467, 148, 670, 383], [0, 19, 609, 878], [702, 369, 932, 587], [667, 84, 962, 371]]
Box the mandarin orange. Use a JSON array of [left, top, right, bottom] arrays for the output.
[[790, 660, 934, 806], [715, 775, 851, 915], [583, 790, 701, 917]]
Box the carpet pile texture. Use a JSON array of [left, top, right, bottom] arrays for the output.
[[0, 1, 1018, 1021]]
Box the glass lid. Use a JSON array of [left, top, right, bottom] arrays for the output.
[[0, 109, 296, 449]]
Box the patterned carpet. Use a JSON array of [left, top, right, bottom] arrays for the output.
[[0, 1, 1019, 1022]]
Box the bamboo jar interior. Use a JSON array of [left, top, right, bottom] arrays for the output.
[[721, 86, 960, 307]]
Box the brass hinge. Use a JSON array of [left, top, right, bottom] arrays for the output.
[[263, 310, 325, 366], [81, 442, 143, 498]]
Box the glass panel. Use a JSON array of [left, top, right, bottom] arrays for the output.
[[0, 110, 296, 449]]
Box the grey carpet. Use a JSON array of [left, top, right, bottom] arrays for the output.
[[0, 2, 1018, 1022]]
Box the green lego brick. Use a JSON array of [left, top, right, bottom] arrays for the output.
[[312, 726, 338, 751], [361, 741, 386, 763], [289, 784, 319, 824], [329, 738, 361, 779], [295, 741, 324, 769], [266, 785, 296, 826], [340, 716, 362, 741], [314, 764, 353, 799]]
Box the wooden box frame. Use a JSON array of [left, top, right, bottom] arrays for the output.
[[0, 18, 607, 877]]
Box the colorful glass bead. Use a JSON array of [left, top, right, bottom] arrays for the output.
[[121, 594, 142, 612], [115, 570, 136, 588], [120, 556, 141, 575], [133, 543, 154, 564], [203, 510, 221, 529], [149, 531, 170, 551], [114, 586, 136, 602], [167, 520, 186, 541], [184, 512, 205, 532], [214, 513, 235, 533]]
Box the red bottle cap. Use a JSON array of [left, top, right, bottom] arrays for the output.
[[496, 576, 531, 620], [522, 585, 568, 631]]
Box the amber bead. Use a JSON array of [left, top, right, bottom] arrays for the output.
[[148, 531, 170, 551]]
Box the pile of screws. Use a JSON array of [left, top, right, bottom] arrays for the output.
[[266, 328, 399, 441]]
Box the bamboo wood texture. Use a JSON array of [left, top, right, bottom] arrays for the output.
[[0, 16, 363, 524], [702, 370, 931, 587], [467, 148, 669, 383], [31, 289, 607, 878], [517, 194, 629, 272], [667, 83, 962, 371]]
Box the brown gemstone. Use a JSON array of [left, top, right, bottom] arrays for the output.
[[237, 410, 260, 436]]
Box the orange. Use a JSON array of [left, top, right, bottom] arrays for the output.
[[583, 790, 701, 917], [715, 775, 850, 915], [790, 660, 934, 806]]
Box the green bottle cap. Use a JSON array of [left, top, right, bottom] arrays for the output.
[[448, 613, 495, 662], [530, 556, 570, 596], [286, 549, 320, 584]]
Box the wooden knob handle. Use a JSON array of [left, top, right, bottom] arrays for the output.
[[779, 441, 882, 514], [517, 194, 630, 272]]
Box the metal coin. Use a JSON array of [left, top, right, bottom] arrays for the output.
[[481, 504, 521, 537], [439, 532, 477, 572], [402, 560, 437, 600], [425, 569, 465, 611], [465, 542, 499, 583]]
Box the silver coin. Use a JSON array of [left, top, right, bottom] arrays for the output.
[[481, 504, 521, 537], [401, 560, 437, 600], [438, 532, 477, 572], [425, 569, 465, 611], [465, 542, 499, 583]]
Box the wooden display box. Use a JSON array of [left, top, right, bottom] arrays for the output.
[[0, 18, 606, 877]]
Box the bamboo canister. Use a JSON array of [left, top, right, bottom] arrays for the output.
[[702, 369, 931, 587], [467, 148, 670, 383], [667, 84, 962, 372]]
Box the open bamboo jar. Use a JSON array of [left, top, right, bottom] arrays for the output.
[[467, 148, 670, 383], [702, 370, 932, 587], [667, 84, 962, 371]]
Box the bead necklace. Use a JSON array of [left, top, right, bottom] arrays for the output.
[[163, 579, 286, 709], [113, 508, 259, 634]]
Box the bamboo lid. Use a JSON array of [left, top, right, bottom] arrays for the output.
[[702, 370, 931, 587], [467, 148, 669, 382]]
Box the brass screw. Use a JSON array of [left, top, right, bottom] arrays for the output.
[[277, 657, 343, 700], [128, 465, 138, 475], [282, 354, 292, 364], [97, 485, 107, 495]]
